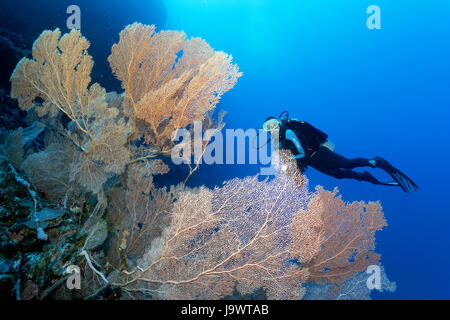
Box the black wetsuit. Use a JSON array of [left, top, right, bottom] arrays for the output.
[[279, 120, 384, 185], [308, 146, 379, 183]]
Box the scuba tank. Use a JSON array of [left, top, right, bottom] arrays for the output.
[[278, 110, 328, 156], [277, 111, 329, 172]]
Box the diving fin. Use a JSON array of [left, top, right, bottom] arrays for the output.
[[362, 171, 400, 187], [386, 181, 400, 186], [373, 157, 419, 193], [389, 170, 419, 193]]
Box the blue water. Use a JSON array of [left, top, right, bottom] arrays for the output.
[[2, 0, 449, 299]]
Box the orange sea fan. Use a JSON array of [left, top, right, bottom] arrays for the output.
[[108, 22, 242, 151], [306, 186, 387, 284]]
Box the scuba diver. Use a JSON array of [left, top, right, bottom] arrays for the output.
[[263, 111, 419, 193]]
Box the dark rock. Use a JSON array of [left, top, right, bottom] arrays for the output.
[[0, 274, 14, 299], [0, 205, 9, 219], [0, 258, 12, 273], [0, 240, 19, 256], [21, 280, 39, 300]]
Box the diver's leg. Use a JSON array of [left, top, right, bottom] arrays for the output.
[[310, 146, 374, 170], [311, 165, 396, 186]]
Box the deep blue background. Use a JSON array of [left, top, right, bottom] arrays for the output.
[[1, 0, 449, 299]]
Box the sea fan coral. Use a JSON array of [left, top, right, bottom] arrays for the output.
[[118, 170, 317, 300], [115, 157, 386, 300], [10, 29, 101, 125], [5, 23, 387, 301], [10, 28, 132, 195], [305, 186, 387, 284], [108, 23, 242, 151], [109, 160, 174, 261]]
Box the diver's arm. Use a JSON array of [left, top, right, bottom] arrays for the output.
[[285, 129, 305, 159]]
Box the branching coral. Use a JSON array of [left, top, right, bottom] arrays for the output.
[[10, 29, 102, 136], [67, 111, 131, 194], [10, 29, 132, 195], [21, 142, 74, 203], [113, 152, 387, 300], [305, 186, 386, 284], [304, 265, 396, 300], [109, 160, 175, 263], [108, 23, 242, 152], [10, 24, 241, 192], [118, 169, 317, 300], [7, 24, 388, 301]]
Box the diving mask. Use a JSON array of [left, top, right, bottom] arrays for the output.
[[263, 118, 280, 132]]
